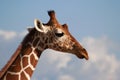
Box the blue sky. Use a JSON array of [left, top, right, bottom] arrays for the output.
[[0, 0, 120, 80]]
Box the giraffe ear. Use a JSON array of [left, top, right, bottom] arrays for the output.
[[34, 19, 44, 32]]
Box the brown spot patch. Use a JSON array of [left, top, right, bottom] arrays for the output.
[[38, 41, 44, 49], [22, 57, 29, 68], [22, 47, 32, 55], [33, 37, 40, 47], [25, 67, 33, 77], [21, 71, 28, 80], [8, 55, 21, 72], [30, 54, 38, 68], [34, 48, 42, 58], [6, 73, 19, 80]]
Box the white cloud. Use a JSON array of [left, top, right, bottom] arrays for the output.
[[45, 50, 72, 70], [81, 36, 120, 80], [0, 30, 17, 40], [0, 29, 28, 41], [58, 75, 75, 80], [19, 30, 28, 37]]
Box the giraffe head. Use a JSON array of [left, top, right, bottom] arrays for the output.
[[31, 11, 89, 60]]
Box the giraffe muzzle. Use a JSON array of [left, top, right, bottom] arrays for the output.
[[81, 52, 89, 60], [75, 48, 89, 60], [77, 52, 89, 60]]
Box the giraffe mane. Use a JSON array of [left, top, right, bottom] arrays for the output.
[[0, 45, 22, 78]]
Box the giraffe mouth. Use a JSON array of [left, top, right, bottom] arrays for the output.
[[80, 53, 89, 60], [77, 52, 89, 60]]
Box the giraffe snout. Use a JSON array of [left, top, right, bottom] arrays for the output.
[[78, 48, 89, 60], [73, 46, 89, 60]]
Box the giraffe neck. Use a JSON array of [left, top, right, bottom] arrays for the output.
[[2, 45, 43, 80], [1, 29, 47, 80]]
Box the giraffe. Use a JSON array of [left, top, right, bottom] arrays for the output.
[[0, 10, 89, 80]]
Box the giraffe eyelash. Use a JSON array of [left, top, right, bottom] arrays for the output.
[[55, 32, 64, 37]]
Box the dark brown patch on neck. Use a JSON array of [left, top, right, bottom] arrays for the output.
[[22, 28, 36, 47], [34, 48, 42, 58], [33, 37, 40, 47]]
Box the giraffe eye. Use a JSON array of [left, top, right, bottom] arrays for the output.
[[55, 32, 64, 37]]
